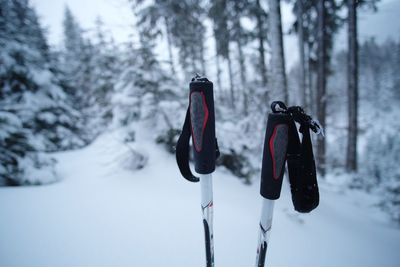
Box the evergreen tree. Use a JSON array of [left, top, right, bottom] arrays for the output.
[[130, 0, 177, 75], [293, 0, 307, 107], [209, 0, 235, 108], [250, 0, 269, 92], [294, 0, 341, 175], [268, 0, 288, 103], [113, 28, 180, 154], [132, 0, 207, 79], [345, 0, 379, 172], [61, 8, 117, 140], [166, 0, 207, 78], [0, 0, 84, 185], [61, 6, 87, 108], [228, 0, 250, 114], [346, 0, 358, 172], [90, 18, 118, 128]]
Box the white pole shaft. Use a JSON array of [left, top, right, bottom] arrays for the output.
[[200, 174, 213, 208], [260, 198, 275, 234], [255, 198, 275, 267], [199, 173, 214, 267]]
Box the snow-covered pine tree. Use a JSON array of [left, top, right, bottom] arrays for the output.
[[289, 0, 318, 112], [61, 7, 86, 102], [249, 0, 269, 95], [346, 0, 380, 172], [268, 0, 288, 104], [209, 0, 235, 108], [114, 26, 179, 151], [357, 38, 400, 223], [129, 0, 177, 76], [290, 0, 308, 107], [295, 0, 341, 175], [88, 18, 119, 130], [0, 0, 85, 185], [61, 8, 118, 141], [132, 0, 207, 80]]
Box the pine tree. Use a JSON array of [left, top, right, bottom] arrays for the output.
[[268, 0, 288, 103], [0, 0, 84, 185], [113, 27, 179, 154], [130, 0, 177, 75], [61, 6, 87, 108], [295, 0, 341, 175], [209, 0, 235, 108], [346, 0, 358, 172], [90, 17, 118, 128], [346, 0, 379, 172], [295, 0, 307, 107], [132, 0, 207, 79], [167, 0, 207, 78], [253, 0, 269, 91], [229, 0, 250, 114], [61, 7, 116, 140]]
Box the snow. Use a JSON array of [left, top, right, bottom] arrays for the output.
[[0, 126, 399, 267]]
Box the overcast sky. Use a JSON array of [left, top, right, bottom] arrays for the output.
[[31, 0, 136, 45], [31, 0, 400, 68]]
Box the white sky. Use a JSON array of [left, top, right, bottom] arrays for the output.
[[31, 0, 136, 46], [32, 0, 400, 69]]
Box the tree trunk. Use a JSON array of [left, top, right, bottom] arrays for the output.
[[256, 0, 268, 98], [237, 38, 247, 114], [227, 45, 235, 109], [190, 46, 197, 75], [305, 43, 312, 112], [304, 10, 313, 114], [308, 52, 316, 116], [200, 42, 206, 76], [297, 0, 307, 107], [164, 17, 176, 75], [215, 53, 223, 102], [316, 0, 327, 176], [233, 1, 248, 115], [346, 0, 358, 172], [268, 0, 288, 103]]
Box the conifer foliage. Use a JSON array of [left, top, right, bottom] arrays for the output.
[[0, 0, 84, 185]]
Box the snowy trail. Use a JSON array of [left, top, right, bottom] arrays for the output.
[[1, 128, 400, 267]]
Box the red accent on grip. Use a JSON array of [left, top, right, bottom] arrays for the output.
[[269, 124, 287, 180], [269, 126, 278, 179]]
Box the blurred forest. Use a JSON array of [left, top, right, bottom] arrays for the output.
[[1, 0, 399, 223]]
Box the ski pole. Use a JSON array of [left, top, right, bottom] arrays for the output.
[[255, 104, 292, 267], [200, 173, 214, 267], [176, 75, 218, 267], [255, 101, 321, 266]]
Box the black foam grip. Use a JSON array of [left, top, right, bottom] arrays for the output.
[[189, 79, 216, 174], [260, 113, 291, 200]]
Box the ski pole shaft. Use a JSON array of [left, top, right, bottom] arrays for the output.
[[255, 199, 275, 267], [189, 76, 216, 267], [200, 174, 214, 267], [256, 111, 291, 267], [176, 76, 216, 266]]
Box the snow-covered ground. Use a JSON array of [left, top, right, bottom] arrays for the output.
[[1, 127, 399, 267]]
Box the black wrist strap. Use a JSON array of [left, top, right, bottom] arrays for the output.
[[176, 107, 199, 182], [270, 101, 320, 213], [176, 106, 220, 183]]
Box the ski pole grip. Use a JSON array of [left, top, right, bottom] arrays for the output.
[[260, 113, 291, 200], [189, 78, 216, 174]]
